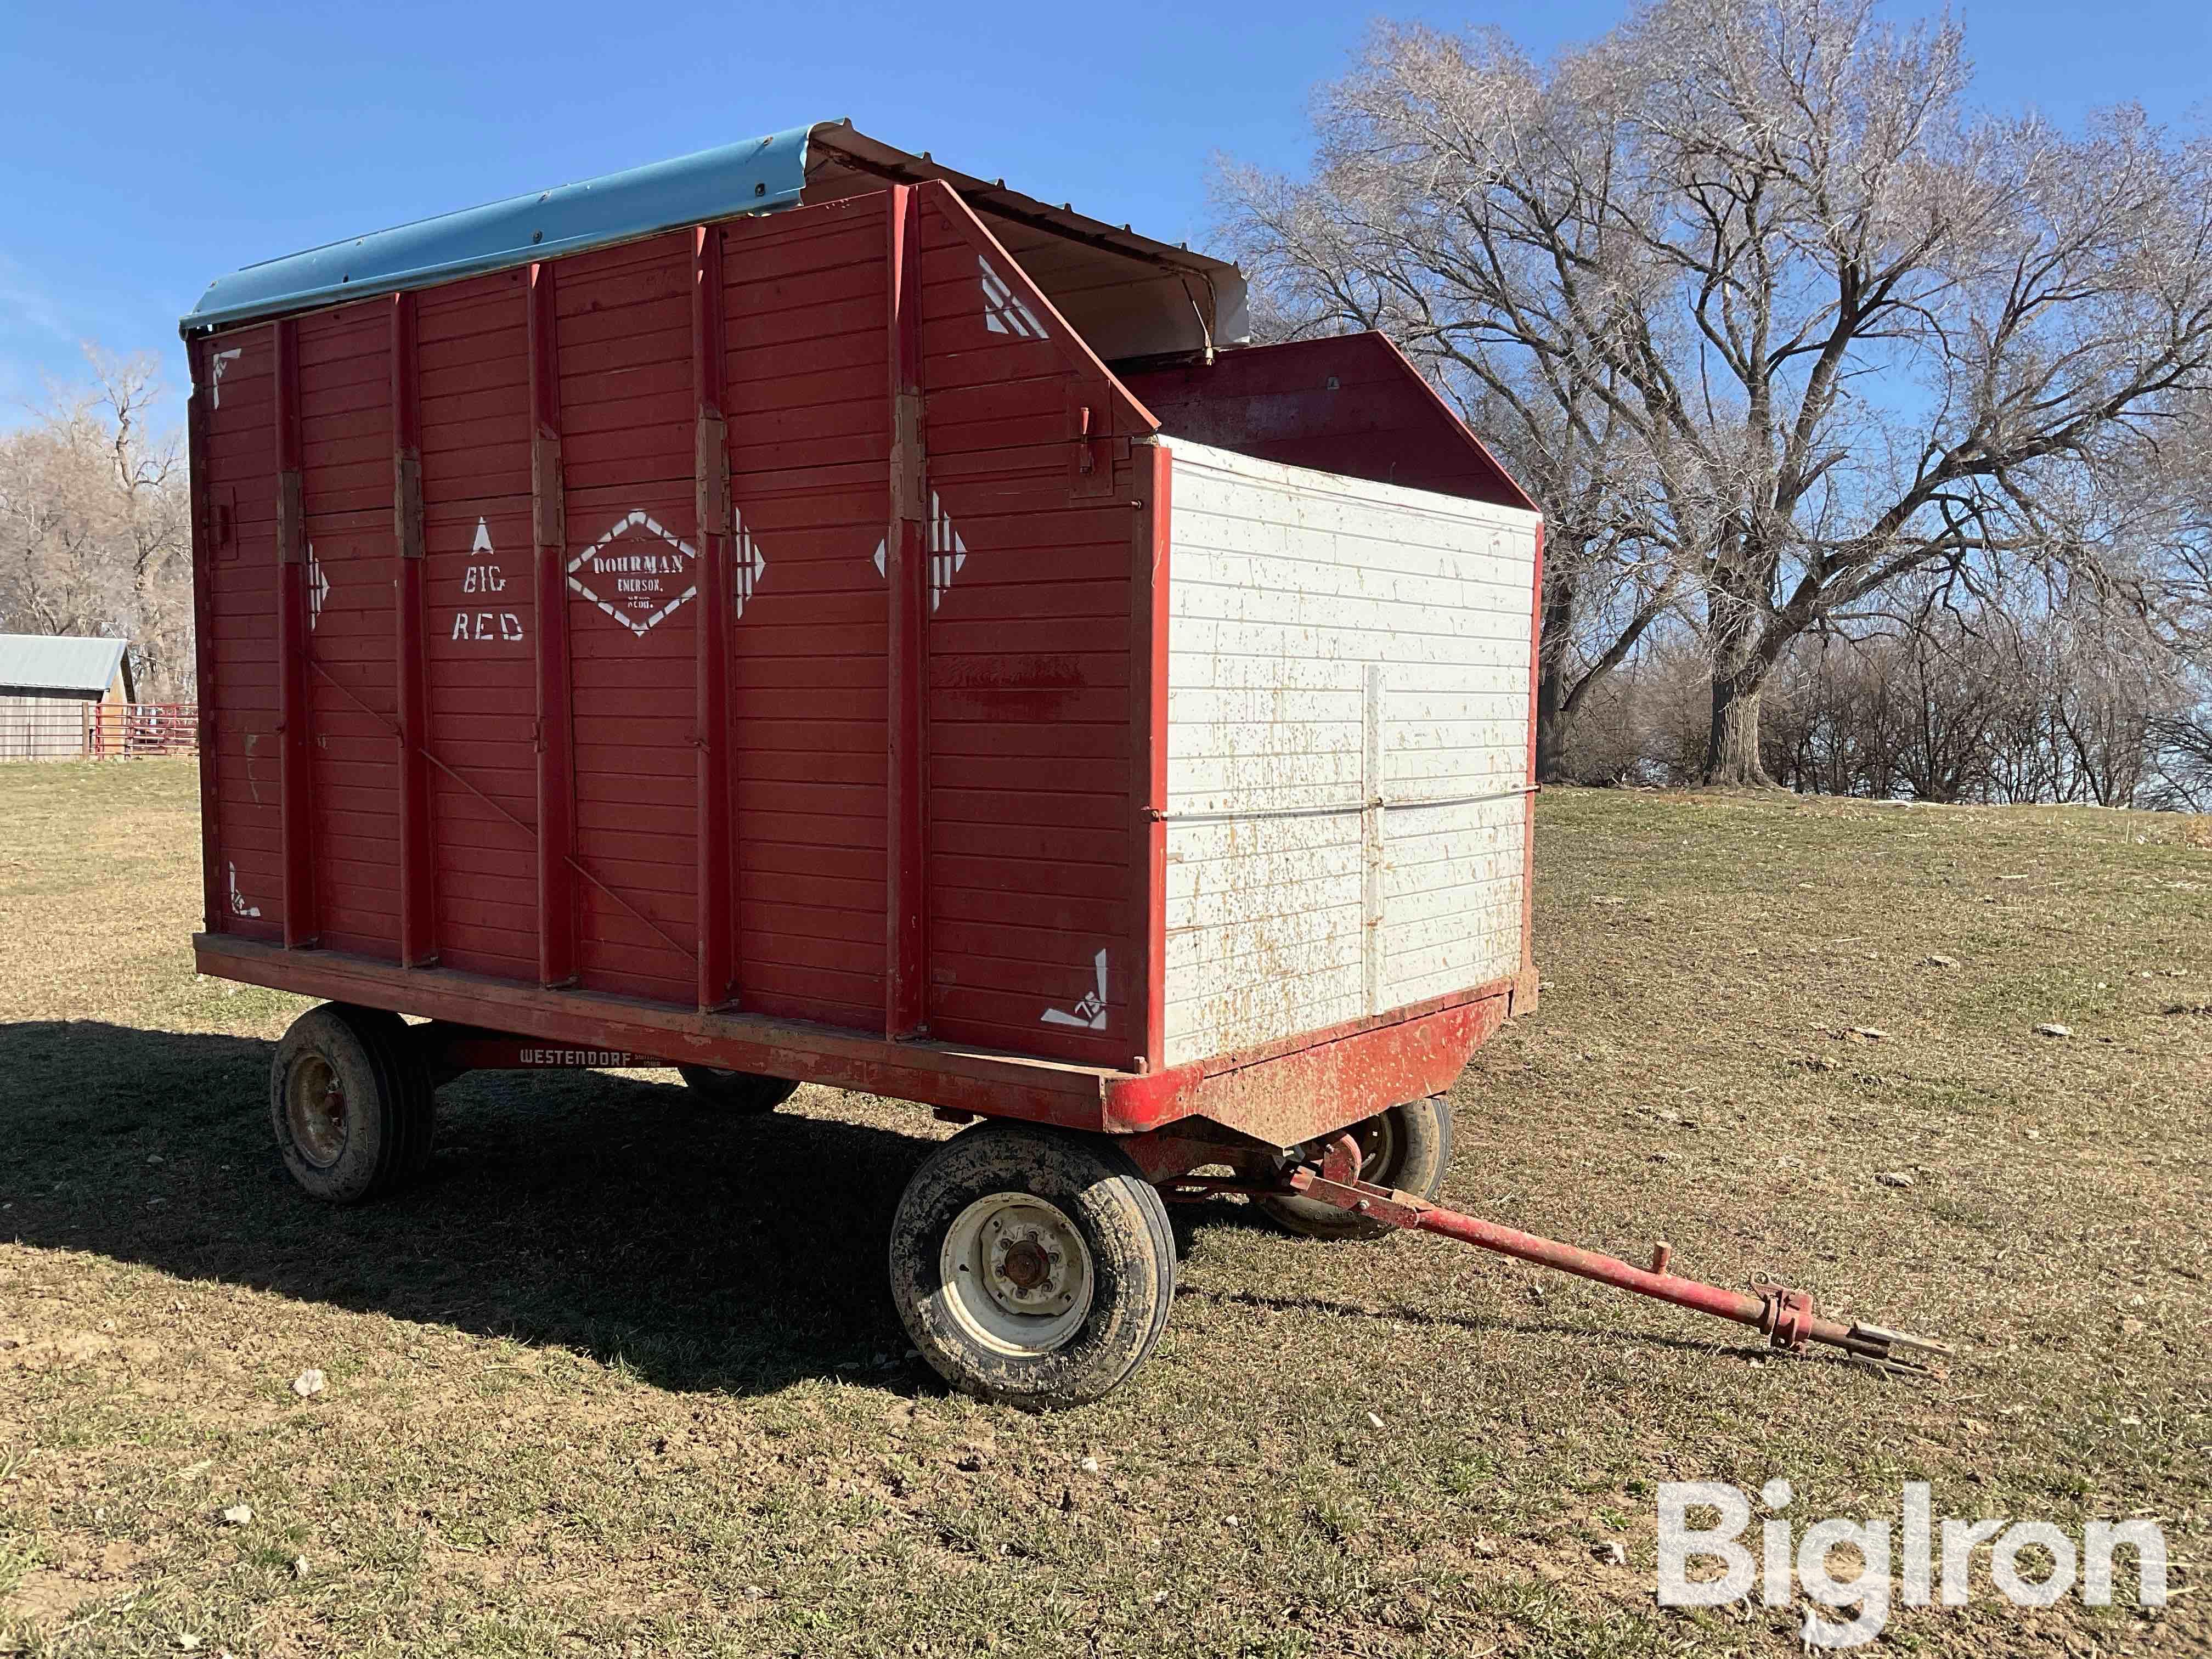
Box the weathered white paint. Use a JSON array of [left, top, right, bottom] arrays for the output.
[[456, 517, 525, 645], [868, 492, 966, 608], [979, 255, 1047, 340], [1042, 949, 1110, 1030], [1160, 438, 1539, 1068], [566, 510, 699, 637], [210, 347, 241, 409]]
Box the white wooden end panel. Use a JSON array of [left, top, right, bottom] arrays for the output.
[[1160, 439, 1538, 1070]]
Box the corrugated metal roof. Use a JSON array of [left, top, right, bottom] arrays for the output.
[[0, 634, 129, 695], [182, 126, 815, 331]]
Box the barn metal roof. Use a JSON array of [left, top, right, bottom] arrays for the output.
[[0, 634, 129, 695], [182, 122, 1248, 345]]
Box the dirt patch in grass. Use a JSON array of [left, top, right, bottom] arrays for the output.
[[0, 762, 2205, 1655]]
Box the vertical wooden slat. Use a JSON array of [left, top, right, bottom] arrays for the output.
[[884, 184, 928, 1039], [187, 336, 224, 934], [528, 261, 577, 988], [1130, 441, 1171, 1073], [391, 291, 436, 967], [692, 225, 736, 1011], [273, 317, 316, 948]]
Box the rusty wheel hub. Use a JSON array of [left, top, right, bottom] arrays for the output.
[[940, 1194, 1095, 1356], [284, 1053, 349, 1169]]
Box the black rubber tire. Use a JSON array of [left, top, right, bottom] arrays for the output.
[[675, 1065, 800, 1114], [269, 1003, 435, 1204], [889, 1123, 1176, 1410], [1257, 1094, 1455, 1242]]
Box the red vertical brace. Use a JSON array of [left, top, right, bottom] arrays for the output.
[[187, 337, 223, 934], [391, 292, 436, 967], [884, 184, 928, 1039], [1519, 520, 1545, 1007], [273, 318, 316, 948], [1130, 443, 1172, 1073], [692, 225, 737, 1011], [528, 262, 578, 988]]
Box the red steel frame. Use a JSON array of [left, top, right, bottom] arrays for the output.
[[188, 181, 1542, 1152], [692, 225, 738, 1014], [1132, 442, 1170, 1074], [885, 183, 928, 1040], [528, 259, 576, 991], [188, 335, 223, 934], [272, 318, 316, 950], [391, 291, 436, 969]]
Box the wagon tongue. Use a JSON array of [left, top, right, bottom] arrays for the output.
[[1287, 1133, 1953, 1372]]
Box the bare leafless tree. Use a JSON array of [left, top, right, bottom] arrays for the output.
[[1217, 0, 2212, 783], [0, 348, 193, 697]]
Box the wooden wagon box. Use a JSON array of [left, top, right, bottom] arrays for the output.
[[182, 122, 1545, 1404]]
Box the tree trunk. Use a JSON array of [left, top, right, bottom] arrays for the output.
[[1704, 651, 1776, 787], [1534, 659, 1568, 784]]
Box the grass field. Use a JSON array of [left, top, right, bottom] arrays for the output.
[[1, 758, 2205, 1656]]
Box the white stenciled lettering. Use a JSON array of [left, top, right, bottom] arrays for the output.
[[567, 510, 699, 637], [450, 518, 524, 646]]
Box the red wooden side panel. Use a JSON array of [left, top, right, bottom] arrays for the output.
[[199, 325, 284, 941], [914, 191, 1148, 1068], [556, 232, 699, 1006], [296, 303, 399, 961], [1120, 334, 1534, 511], [416, 269, 539, 983], [721, 198, 891, 1029], [195, 188, 1173, 1071]]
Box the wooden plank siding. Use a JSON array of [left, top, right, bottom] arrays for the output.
[[416, 269, 539, 984], [721, 196, 892, 1030], [1158, 439, 1541, 1068], [199, 325, 285, 942], [296, 301, 400, 961], [556, 232, 699, 1006], [912, 188, 1149, 1070], [185, 176, 1538, 1101]]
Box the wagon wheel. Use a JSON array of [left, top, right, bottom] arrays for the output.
[[1257, 1094, 1455, 1242], [674, 1065, 800, 1114], [889, 1123, 1176, 1409], [268, 1003, 436, 1204]]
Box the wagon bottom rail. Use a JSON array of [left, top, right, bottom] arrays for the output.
[[229, 942, 1944, 1405], [1160, 1131, 1954, 1374]]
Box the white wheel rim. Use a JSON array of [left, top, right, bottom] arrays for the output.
[[939, 1193, 1095, 1356]]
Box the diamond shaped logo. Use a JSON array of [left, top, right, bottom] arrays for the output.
[[568, 510, 698, 637]]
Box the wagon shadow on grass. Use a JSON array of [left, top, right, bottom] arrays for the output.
[[0, 1020, 1747, 1389], [0, 1019, 953, 1398]]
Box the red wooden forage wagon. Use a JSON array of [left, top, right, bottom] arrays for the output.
[[184, 122, 1940, 1407]]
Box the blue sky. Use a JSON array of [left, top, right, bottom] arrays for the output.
[[1, 1, 2204, 428]]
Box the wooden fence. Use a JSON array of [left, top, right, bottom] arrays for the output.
[[0, 701, 199, 760]]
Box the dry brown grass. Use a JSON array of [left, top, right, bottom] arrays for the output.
[[2, 761, 2207, 1656]]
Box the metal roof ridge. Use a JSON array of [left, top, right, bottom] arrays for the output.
[[182, 125, 817, 333]]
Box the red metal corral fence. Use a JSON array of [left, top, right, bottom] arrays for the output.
[[92, 702, 200, 758], [0, 701, 199, 761]]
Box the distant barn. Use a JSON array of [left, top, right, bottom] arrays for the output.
[[0, 634, 137, 759]]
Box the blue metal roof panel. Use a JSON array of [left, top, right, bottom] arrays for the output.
[[0, 634, 129, 695], [183, 126, 816, 332]]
